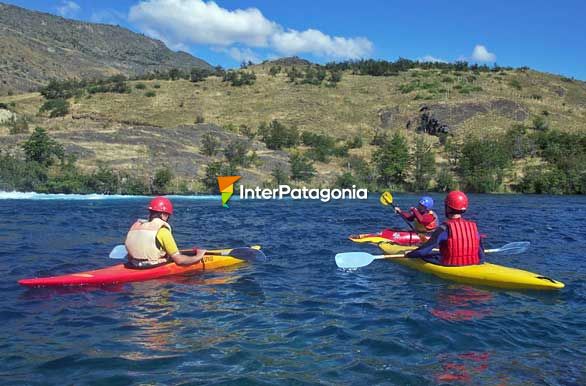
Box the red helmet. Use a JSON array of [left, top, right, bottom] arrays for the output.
[[148, 196, 173, 215], [445, 190, 468, 211]]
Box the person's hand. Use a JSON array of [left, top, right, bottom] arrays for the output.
[[394, 206, 401, 213], [195, 248, 207, 260]]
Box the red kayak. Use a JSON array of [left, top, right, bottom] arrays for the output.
[[19, 247, 260, 287], [349, 229, 425, 246]]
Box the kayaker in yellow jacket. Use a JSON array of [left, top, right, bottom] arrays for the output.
[[125, 196, 206, 268]]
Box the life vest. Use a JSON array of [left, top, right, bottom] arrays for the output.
[[125, 218, 171, 265], [414, 209, 438, 233], [439, 218, 480, 266]]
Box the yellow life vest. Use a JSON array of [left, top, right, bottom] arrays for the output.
[[125, 218, 171, 264]]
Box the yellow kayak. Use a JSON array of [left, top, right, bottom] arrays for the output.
[[379, 242, 564, 291]]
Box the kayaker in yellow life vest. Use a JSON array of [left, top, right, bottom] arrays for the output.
[[394, 196, 438, 236], [125, 196, 206, 268]]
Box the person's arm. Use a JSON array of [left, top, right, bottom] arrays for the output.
[[157, 228, 206, 265], [411, 208, 435, 226], [395, 206, 415, 221], [478, 233, 485, 262], [405, 225, 447, 258]]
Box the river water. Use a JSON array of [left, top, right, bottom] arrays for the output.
[[1, 193, 584, 385]]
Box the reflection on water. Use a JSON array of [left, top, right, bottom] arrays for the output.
[[430, 286, 493, 321]]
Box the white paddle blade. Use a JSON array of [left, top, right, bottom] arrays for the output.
[[109, 245, 128, 259], [499, 241, 530, 254], [335, 252, 376, 269], [486, 241, 530, 255]]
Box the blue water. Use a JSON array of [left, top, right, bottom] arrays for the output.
[[1, 194, 585, 385]]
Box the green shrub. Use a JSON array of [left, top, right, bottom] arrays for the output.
[[190, 67, 211, 82], [290, 153, 316, 181], [135, 83, 147, 90], [258, 120, 299, 150], [224, 139, 251, 167], [200, 132, 220, 156], [509, 79, 522, 90], [39, 98, 70, 117], [532, 116, 549, 131], [145, 91, 156, 97], [269, 66, 281, 76], [346, 135, 363, 149]]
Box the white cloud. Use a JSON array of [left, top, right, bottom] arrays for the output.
[[471, 45, 496, 62], [56, 1, 80, 18], [128, 0, 373, 59], [418, 55, 447, 63], [129, 0, 278, 47], [224, 47, 260, 64], [271, 29, 373, 59]]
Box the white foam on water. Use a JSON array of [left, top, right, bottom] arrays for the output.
[[0, 191, 219, 201]]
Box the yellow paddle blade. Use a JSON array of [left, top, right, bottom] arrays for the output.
[[379, 191, 394, 206]]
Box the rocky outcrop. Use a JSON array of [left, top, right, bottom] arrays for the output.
[[423, 99, 528, 127]]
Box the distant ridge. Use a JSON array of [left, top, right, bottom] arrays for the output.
[[0, 2, 212, 94]]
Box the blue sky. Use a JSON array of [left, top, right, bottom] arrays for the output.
[[4, 0, 586, 79]]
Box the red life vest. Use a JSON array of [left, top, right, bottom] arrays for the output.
[[439, 218, 480, 266], [414, 209, 438, 232]]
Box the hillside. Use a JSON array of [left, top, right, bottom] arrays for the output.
[[0, 2, 212, 95], [2, 58, 585, 194]]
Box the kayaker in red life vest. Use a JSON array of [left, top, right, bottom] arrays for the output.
[[125, 196, 206, 268], [393, 196, 438, 234], [405, 191, 485, 265]]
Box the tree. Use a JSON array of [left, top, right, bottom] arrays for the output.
[[22, 128, 64, 167], [258, 120, 299, 150], [224, 139, 251, 167], [290, 153, 316, 181], [201, 132, 221, 156], [39, 98, 70, 117], [336, 172, 358, 188], [153, 167, 173, 193], [435, 169, 456, 192], [190, 67, 210, 82], [459, 136, 512, 192], [168, 68, 181, 80], [411, 137, 435, 191], [202, 161, 237, 193], [271, 166, 289, 185], [373, 132, 409, 188]]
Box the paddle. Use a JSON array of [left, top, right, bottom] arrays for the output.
[[379, 191, 417, 232], [109, 245, 267, 263], [335, 241, 530, 269]]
